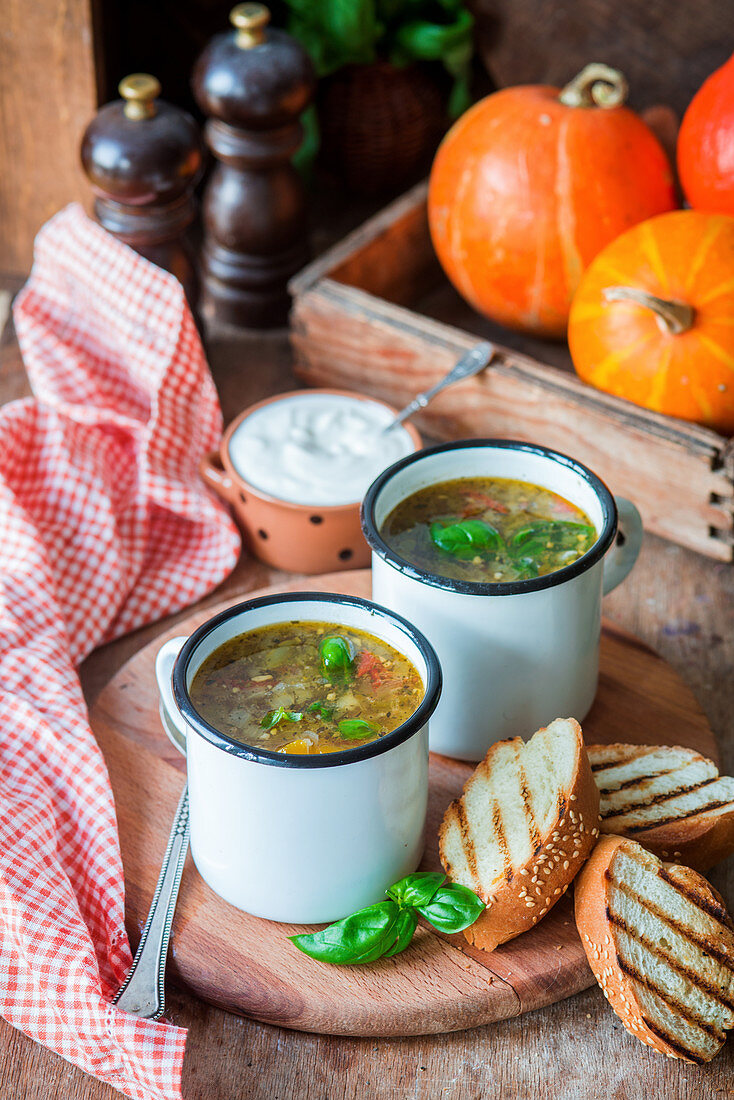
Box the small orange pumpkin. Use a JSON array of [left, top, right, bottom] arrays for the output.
[[678, 51, 734, 216], [428, 64, 676, 338], [568, 210, 734, 434]]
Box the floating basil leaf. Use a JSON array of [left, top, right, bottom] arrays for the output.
[[261, 706, 303, 730], [383, 907, 419, 958], [308, 701, 335, 720], [513, 555, 539, 581], [430, 519, 503, 561], [290, 900, 400, 965], [319, 634, 354, 682], [510, 521, 595, 562], [416, 883, 486, 933], [387, 871, 446, 909], [338, 718, 379, 740]]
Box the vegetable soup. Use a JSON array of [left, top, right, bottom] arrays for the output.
[[380, 476, 597, 584], [189, 621, 424, 755]]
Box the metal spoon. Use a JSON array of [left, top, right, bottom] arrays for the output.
[[112, 707, 189, 1020], [382, 341, 496, 434]]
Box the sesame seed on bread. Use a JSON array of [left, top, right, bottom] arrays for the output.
[[439, 717, 600, 953]]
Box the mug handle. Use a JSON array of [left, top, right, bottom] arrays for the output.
[[155, 636, 189, 756], [200, 451, 235, 504], [603, 497, 643, 596]]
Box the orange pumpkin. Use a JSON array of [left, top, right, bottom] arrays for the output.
[[678, 51, 734, 216], [428, 64, 676, 338], [568, 210, 734, 434]]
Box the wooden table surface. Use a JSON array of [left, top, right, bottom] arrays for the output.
[[1, 283, 733, 1100]]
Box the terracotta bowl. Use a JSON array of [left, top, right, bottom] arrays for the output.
[[200, 389, 422, 574]]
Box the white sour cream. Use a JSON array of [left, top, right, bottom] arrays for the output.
[[227, 393, 415, 506]]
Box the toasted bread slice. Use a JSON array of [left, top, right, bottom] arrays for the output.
[[588, 743, 734, 871], [575, 835, 734, 1062], [439, 718, 600, 952]]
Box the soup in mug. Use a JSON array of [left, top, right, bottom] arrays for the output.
[[189, 621, 424, 755], [380, 476, 597, 584]]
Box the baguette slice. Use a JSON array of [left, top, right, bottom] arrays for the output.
[[439, 718, 600, 952], [575, 835, 734, 1063], [589, 743, 734, 871]]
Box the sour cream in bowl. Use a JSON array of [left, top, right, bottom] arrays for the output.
[[200, 389, 421, 573]]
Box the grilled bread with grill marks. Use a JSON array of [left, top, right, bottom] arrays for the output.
[[589, 743, 734, 871], [575, 835, 734, 1063], [439, 718, 600, 953]]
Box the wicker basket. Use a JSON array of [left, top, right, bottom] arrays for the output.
[[316, 60, 449, 197]]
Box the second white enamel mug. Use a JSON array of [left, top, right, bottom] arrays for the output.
[[361, 440, 642, 762]]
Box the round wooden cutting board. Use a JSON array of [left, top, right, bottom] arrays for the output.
[[90, 569, 718, 1037]]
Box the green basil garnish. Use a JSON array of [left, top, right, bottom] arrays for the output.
[[338, 718, 378, 740], [387, 870, 446, 908], [319, 634, 354, 683], [415, 882, 486, 933], [289, 871, 485, 965], [290, 900, 401, 965], [260, 706, 303, 729], [430, 519, 503, 560], [308, 701, 335, 720], [510, 520, 595, 561]]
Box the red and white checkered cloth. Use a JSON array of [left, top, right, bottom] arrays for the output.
[[0, 205, 241, 1099]]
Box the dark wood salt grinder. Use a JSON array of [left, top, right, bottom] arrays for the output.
[[80, 74, 204, 308], [192, 4, 316, 327]]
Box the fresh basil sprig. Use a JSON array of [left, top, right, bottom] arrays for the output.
[[319, 634, 354, 683], [430, 519, 503, 561], [289, 871, 485, 965], [261, 706, 303, 729]]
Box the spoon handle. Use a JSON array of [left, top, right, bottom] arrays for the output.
[[112, 784, 190, 1020], [384, 342, 495, 432]]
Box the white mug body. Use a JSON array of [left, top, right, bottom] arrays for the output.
[[157, 593, 441, 924], [362, 440, 642, 761]]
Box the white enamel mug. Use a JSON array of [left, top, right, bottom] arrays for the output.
[[155, 592, 441, 923], [361, 440, 642, 762]]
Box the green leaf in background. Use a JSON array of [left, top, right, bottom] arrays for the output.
[[416, 882, 486, 933], [290, 899, 401, 964], [387, 871, 446, 908]]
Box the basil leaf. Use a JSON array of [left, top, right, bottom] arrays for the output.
[[290, 900, 400, 965], [430, 519, 503, 561], [261, 706, 303, 730], [320, 634, 354, 682], [510, 521, 595, 558], [308, 701, 335, 720], [338, 718, 378, 740], [387, 871, 446, 909], [416, 883, 486, 933], [382, 907, 418, 958], [514, 555, 539, 580]]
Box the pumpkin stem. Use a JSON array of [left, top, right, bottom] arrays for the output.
[[603, 286, 695, 335], [559, 64, 628, 109]]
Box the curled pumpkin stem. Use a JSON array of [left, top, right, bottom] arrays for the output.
[[603, 286, 695, 335], [559, 64, 628, 109]]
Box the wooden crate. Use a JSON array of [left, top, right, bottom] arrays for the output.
[[289, 181, 734, 562]]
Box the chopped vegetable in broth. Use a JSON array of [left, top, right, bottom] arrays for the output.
[[189, 621, 424, 755], [380, 477, 597, 584]]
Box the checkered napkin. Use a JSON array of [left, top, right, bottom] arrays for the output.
[[0, 205, 240, 1099]]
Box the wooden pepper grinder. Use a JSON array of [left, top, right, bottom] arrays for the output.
[[81, 74, 204, 309], [192, 4, 316, 327]]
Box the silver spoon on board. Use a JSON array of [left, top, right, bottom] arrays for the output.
[[112, 707, 189, 1020], [381, 341, 496, 434]]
